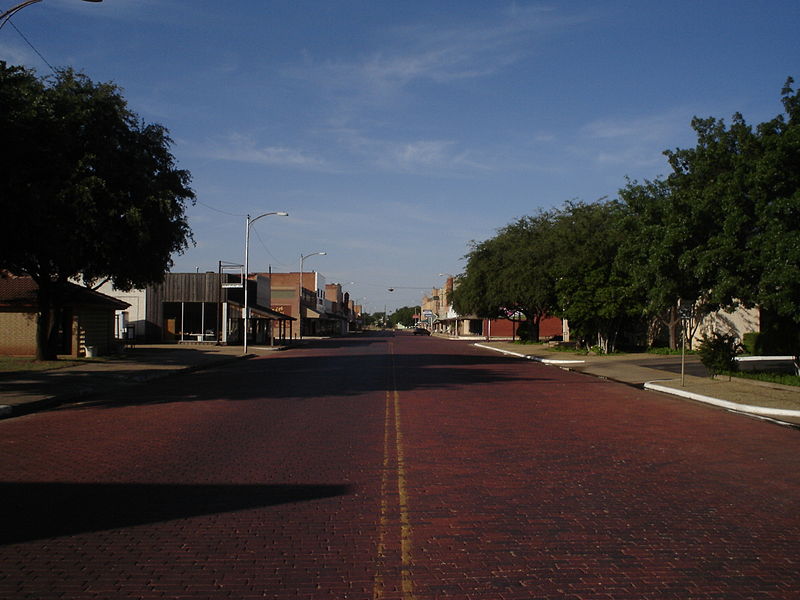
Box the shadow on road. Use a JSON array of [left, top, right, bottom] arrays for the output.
[[50, 334, 604, 413], [0, 481, 352, 545]]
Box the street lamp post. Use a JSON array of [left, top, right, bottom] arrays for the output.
[[1, 0, 102, 30], [438, 273, 455, 335], [298, 251, 326, 340], [243, 211, 288, 354]]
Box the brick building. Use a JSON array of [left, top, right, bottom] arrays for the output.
[[0, 275, 129, 357]]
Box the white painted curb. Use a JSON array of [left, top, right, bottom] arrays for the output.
[[473, 343, 585, 365], [644, 381, 800, 418]]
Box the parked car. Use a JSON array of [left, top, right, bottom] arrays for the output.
[[413, 327, 431, 336]]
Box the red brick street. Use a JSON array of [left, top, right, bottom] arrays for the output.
[[2, 332, 800, 599]]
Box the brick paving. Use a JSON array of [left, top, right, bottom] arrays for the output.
[[1, 333, 800, 598]]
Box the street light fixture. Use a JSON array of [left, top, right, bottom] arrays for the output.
[[1, 0, 102, 30], [299, 251, 326, 340], [243, 211, 288, 354], [438, 273, 455, 334]]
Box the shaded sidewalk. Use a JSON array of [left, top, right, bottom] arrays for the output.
[[0, 344, 284, 419], [474, 341, 800, 427]]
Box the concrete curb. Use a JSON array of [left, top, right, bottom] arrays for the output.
[[643, 380, 800, 419], [473, 342, 800, 425], [473, 343, 586, 365], [0, 353, 255, 420]]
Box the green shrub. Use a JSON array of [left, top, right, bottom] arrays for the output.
[[516, 320, 539, 343], [741, 329, 799, 356], [697, 333, 742, 375], [741, 332, 760, 355]]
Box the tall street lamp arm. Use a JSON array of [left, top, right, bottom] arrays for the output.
[[1, 0, 102, 30], [298, 251, 327, 340], [243, 211, 288, 354]]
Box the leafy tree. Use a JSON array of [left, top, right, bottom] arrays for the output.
[[550, 200, 640, 353], [0, 63, 194, 359], [662, 77, 800, 328], [663, 112, 761, 311], [389, 306, 418, 328], [617, 178, 708, 349], [452, 211, 559, 341], [748, 78, 800, 324], [362, 312, 384, 328]]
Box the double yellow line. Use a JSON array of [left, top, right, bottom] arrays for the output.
[[374, 343, 415, 600]]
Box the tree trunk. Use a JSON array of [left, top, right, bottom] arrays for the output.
[[529, 315, 540, 343], [666, 304, 680, 350], [35, 279, 59, 361]]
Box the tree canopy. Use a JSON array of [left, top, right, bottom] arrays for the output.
[[389, 306, 418, 328], [452, 211, 559, 341], [0, 62, 195, 358], [663, 78, 800, 322], [452, 77, 800, 352]]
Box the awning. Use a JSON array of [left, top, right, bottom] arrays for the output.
[[229, 300, 295, 320]]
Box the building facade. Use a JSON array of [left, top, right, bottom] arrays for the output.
[[97, 272, 292, 345], [262, 272, 356, 338], [0, 275, 129, 357]]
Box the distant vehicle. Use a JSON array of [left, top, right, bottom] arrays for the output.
[[413, 327, 430, 336]]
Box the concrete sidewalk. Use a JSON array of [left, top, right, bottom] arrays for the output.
[[474, 341, 800, 427], [0, 344, 288, 419]]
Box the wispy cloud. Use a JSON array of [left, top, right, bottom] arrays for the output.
[[290, 6, 586, 103], [328, 126, 493, 174], [199, 134, 332, 171], [582, 109, 689, 142], [577, 108, 696, 168], [374, 139, 481, 173], [0, 41, 37, 68]]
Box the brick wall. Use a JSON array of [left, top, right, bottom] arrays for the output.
[[0, 309, 38, 355]]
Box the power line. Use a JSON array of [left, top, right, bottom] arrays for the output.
[[9, 20, 55, 73], [252, 225, 292, 268], [195, 200, 245, 217]]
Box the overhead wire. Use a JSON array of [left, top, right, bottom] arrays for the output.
[[194, 200, 245, 218], [252, 226, 292, 269], [8, 19, 55, 73]]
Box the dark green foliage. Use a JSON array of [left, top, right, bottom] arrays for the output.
[[0, 63, 195, 358], [516, 320, 535, 342], [452, 210, 560, 342], [747, 313, 800, 356], [697, 333, 742, 375], [663, 77, 800, 323], [453, 78, 799, 353], [549, 200, 640, 353], [389, 306, 418, 328], [741, 332, 760, 356]]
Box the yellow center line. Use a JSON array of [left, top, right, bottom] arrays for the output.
[[374, 342, 415, 600], [394, 387, 414, 599], [373, 390, 391, 598]]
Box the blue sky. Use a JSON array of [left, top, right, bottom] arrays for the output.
[[3, 1, 799, 313]]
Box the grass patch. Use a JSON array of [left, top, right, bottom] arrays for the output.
[[647, 347, 697, 355], [548, 345, 589, 355], [727, 370, 800, 387]]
